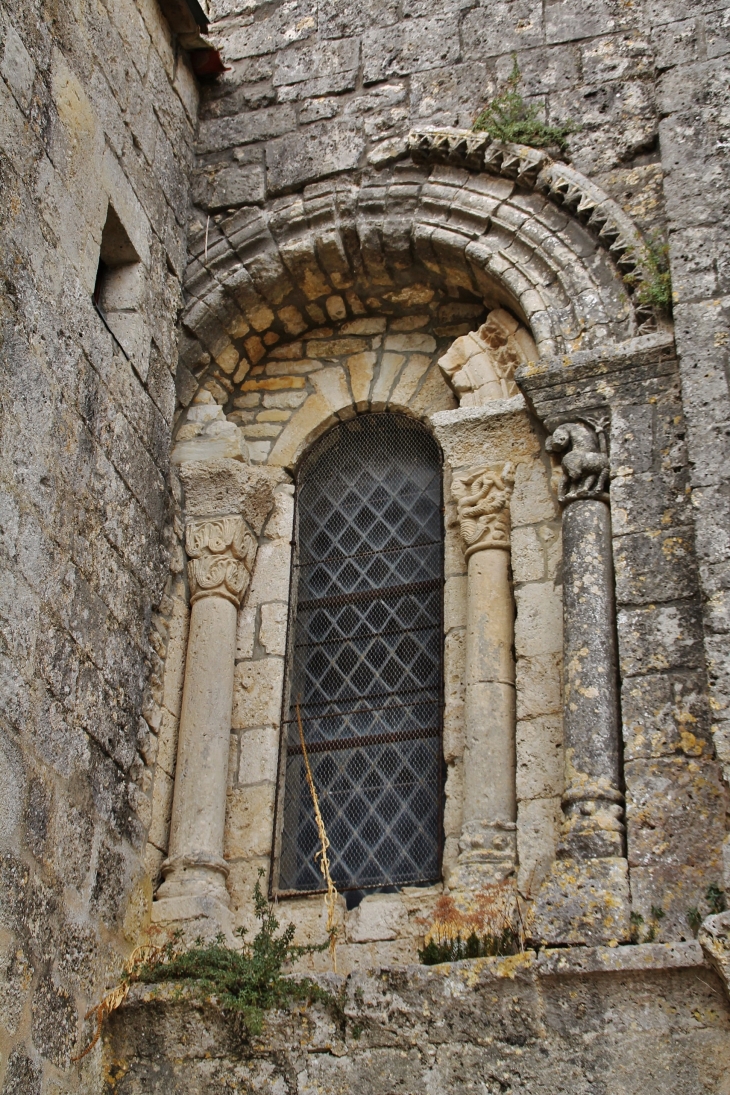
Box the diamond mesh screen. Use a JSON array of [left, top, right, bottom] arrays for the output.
[[275, 413, 444, 894]]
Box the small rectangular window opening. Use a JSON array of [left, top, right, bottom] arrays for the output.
[[93, 203, 143, 364]]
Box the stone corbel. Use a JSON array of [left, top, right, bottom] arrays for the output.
[[153, 459, 277, 934]]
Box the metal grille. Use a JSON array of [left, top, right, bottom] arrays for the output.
[[275, 414, 444, 894]]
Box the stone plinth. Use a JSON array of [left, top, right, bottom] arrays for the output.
[[103, 944, 729, 1094]]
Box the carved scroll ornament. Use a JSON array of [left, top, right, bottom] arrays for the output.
[[438, 309, 537, 407], [186, 515, 257, 606], [545, 420, 610, 505], [453, 462, 515, 558]]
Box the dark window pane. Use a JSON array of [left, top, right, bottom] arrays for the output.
[[276, 414, 444, 894]]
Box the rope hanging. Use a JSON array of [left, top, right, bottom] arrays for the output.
[[295, 700, 339, 971]]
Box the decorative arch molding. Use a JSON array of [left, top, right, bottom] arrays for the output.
[[179, 130, 670, 408]]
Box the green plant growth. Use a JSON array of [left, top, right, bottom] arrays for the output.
[[687, 906, 703, 935], [687, 884, 727, 937], [706, 883, 727, 915], [623, 232, 673, 315], [629, 911, 644, 944], [419, 927, 520, 965], [629, 906, 665, 944], [644, 905, 666, 943], [135, 870, 334, 1034], [473, 57, 578, 152]]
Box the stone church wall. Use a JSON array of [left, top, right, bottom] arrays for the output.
[[2, 0, 730, 1091], [0, 0, 197, 1090]]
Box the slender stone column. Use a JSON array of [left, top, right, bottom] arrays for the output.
[[452, 462, 517, 887], [560, 499, 624, 858], [153, 460, 275, 930], [531, 419, 630, 945]]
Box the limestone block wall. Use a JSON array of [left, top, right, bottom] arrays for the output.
[[0, 0, 197, 1089], [105, 944, 730, 1095]]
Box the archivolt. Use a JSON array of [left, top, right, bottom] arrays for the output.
[[180, 130, 664, 385]]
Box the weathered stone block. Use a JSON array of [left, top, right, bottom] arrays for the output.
[[614, 528, 698, 605], [625, 755, 728, 868], [224, 778, 276, 859], [232, 657, 285, 730], [266, 121, 365, 194], [529, 856, 631, 946], [621, 670, 711, 761], [516, 715, 564, 801], [617, 601, 705, 676]]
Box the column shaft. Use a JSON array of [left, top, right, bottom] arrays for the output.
[[162, 595, 238, 900], [453, 463, 517, 886], [152, 483, 267, 928], [560, 499, 623, 857], [463, 548, 516, 842]]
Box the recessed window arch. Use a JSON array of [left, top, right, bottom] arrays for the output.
[[273, 413, 444, 896]]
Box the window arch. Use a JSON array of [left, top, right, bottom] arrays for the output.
[[273, 413, 444, 895]]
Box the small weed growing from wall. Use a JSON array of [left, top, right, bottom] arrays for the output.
[[687, 906, 703, 935], [645, 905, 666, 942], [687, 882, 727, 935], [473, 57, 578, 152], [622, 232, 673, 315], [419, 881, 522, 964], [629, 906, 665, 944], [629, 911, 644, 944], [73, 870, 336, 1058], [706, 883, 727, 915], [135, 870, 333, 1033]]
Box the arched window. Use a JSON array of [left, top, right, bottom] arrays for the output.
[[273, 413, 444, 895]]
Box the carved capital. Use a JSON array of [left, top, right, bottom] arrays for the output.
[[438, 309, 536, 407], [545, 419, 610, 506], [453, 462, 515, 558], [185, 515, 257, 606]]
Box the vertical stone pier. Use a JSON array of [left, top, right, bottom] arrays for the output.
[[531, 420, 630, 945], [153, 460, 275, 934]]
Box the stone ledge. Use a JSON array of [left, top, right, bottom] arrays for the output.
[[120, 939, 706, 1009], [105, 943, 729, 1094]]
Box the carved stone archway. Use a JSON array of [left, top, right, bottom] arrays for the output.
[[149, 136, 704, 949], [179, 129, 668, 421]]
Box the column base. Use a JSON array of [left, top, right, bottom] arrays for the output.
[[152, 852, 233, 942], [559, 786, 624, 859], [527, 856, 631, 947], [451, 819, 517, 891]]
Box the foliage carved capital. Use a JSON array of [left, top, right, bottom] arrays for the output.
[[185, 515, 257, 606]]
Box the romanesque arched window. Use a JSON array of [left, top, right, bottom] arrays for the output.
[[273, 413, 444, 896]]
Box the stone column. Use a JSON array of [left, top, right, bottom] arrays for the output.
[[153, 460, 275, 931], [531, 419, 630, 945], [560, 499, 624, 857], [452, 462, 517, 888]]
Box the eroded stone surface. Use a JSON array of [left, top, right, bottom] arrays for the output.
[[104, 947, 729, 1094]]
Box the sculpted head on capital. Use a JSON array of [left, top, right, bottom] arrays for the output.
[[438, 309, 537, 407]]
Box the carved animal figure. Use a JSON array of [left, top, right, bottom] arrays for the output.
[[453, 462, 516, 554], [545, 422, 609, 502]]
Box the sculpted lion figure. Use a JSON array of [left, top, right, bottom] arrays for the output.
[[545, 422, 610, 503]]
